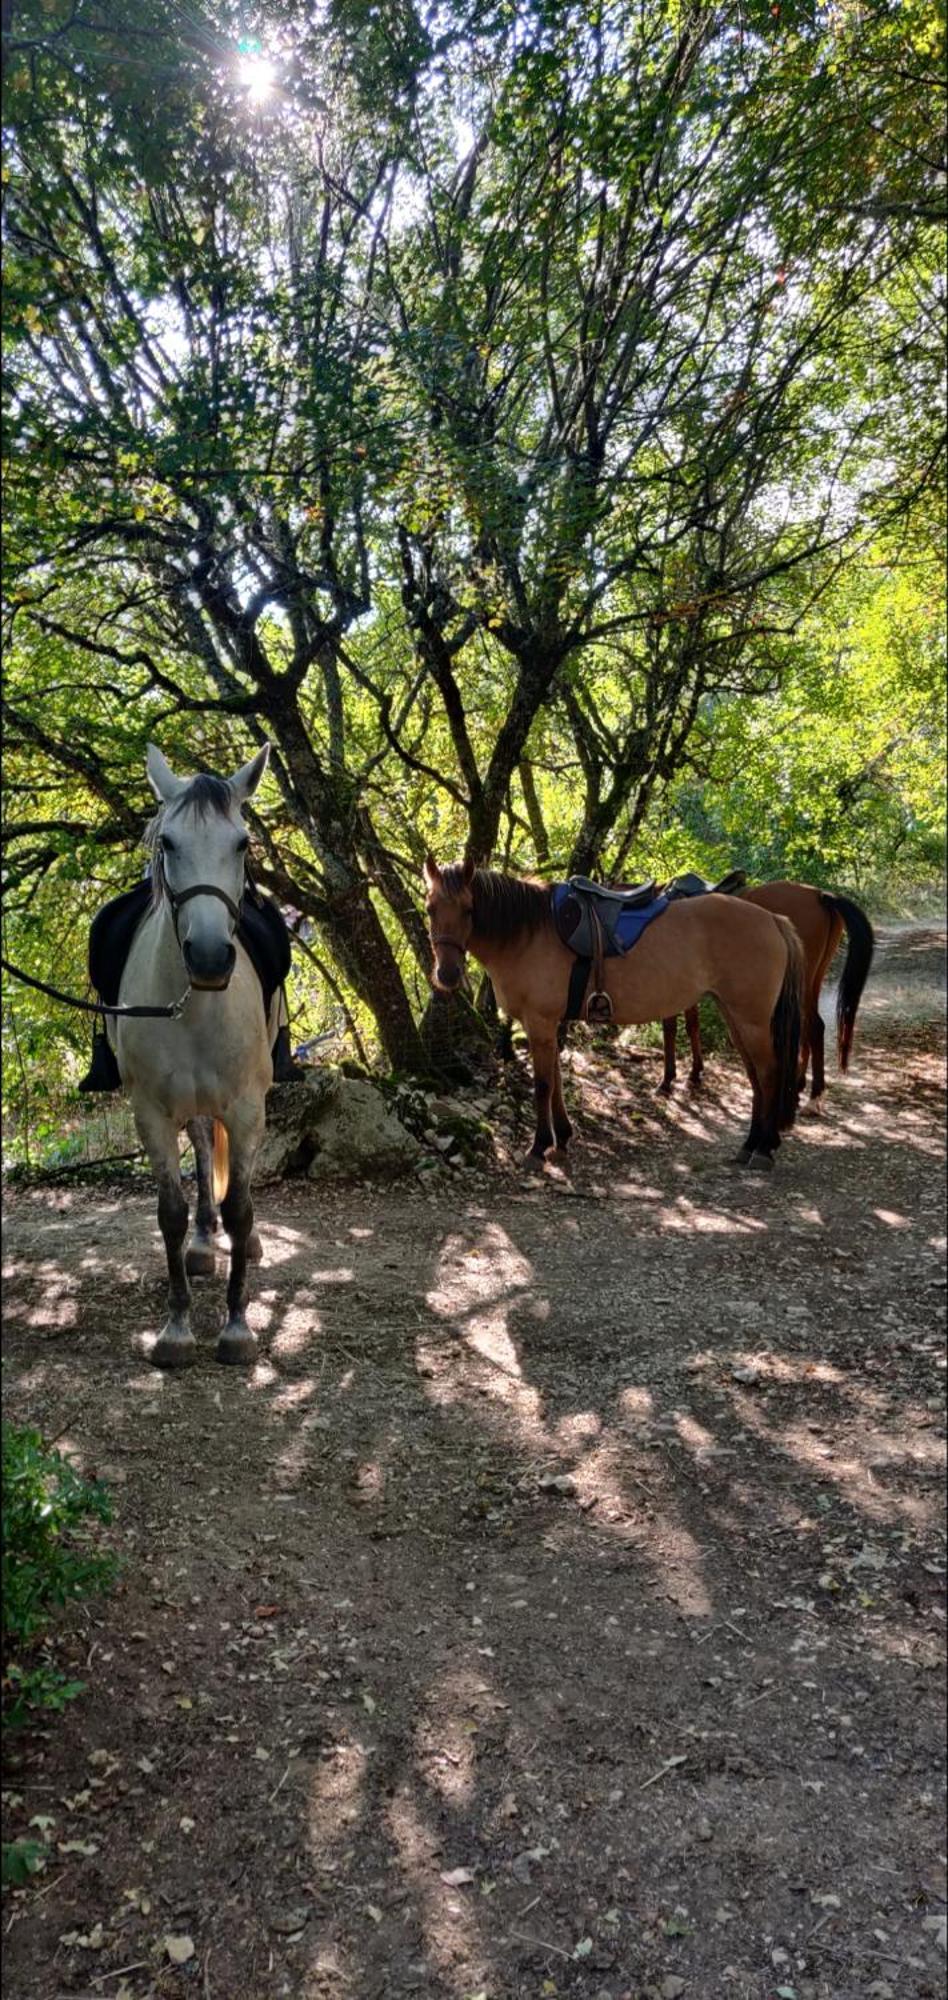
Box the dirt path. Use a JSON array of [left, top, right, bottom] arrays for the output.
[[4, 924, 946, 2000]]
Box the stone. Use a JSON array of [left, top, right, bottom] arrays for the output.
[[268, 1904, 312, 1935], [255, 1069, 420, 1182]]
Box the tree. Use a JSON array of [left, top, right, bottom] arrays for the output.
[[3, 0, 943, 1087], [4, 0, 433, 1065]]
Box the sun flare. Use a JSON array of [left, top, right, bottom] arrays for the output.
[[237, 52, 276, 103]]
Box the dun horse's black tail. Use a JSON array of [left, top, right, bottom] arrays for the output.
[[770, 916, 805, 1133], [820, 893, 875, 1071]]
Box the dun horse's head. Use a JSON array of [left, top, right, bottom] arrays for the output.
[[423, 853, 475, 992], [146, 743, 270, 990]]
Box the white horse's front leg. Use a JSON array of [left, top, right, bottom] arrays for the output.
[[134, 1103, 197, 1369], [217, 1096, 266, 1366]]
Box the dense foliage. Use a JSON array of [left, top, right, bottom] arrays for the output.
[[1, 1422, 115, 1720], [2, 0, 945, 1103]]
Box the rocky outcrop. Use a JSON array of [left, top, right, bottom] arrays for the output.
[[256, 1070, 420, 1182]]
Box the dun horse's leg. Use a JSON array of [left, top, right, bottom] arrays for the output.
[[736, 1022, 783, 1170], [715, 1006, 771, 1168], [135, 1106, 197, 1368], [216, 1102, 265, 1365], [685, 1006, 704, 1090], [796, 1002, 812, 1097], [185, 1118, 219, 1276], [525, 1033, 557, 1168], [658, 1017, 677, 1094], [808, 1006, 827, 1102], [549, 1051, 574, 1158]]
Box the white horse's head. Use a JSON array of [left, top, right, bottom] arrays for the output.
[[146, 743, 270, 989]]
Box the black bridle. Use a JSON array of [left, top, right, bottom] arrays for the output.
[[166, 880, 242, 941]]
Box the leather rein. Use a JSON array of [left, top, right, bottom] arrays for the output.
[[2, 881, 245, 1022]]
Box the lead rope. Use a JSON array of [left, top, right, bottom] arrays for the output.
[[0, 956, 192, 1020]]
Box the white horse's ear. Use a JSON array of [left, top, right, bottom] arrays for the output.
[[229, 743, 270, 808], [423, 852, 442, 889], [146, 743, 187, 804]]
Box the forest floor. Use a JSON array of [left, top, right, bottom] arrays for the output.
[[3, 922, 946, 2000]]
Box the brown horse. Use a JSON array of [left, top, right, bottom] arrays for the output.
[[424, 857, 806, 1171], [660, 881, 874, 1102]]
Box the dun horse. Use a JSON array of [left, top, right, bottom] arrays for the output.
[[424, 858, 806, 1170], [660, 881, 874, 1100], [114, 744, 276, 1368]]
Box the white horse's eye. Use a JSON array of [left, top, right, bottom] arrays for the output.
[[236, 836, 249, 855]]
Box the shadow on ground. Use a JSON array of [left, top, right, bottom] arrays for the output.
[[2, 925, 945, 2000]]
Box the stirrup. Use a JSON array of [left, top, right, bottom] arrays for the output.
[[586, 990, 614, 1026], [271, 1025, 308, 1084], [77, 1030, 122, 1094]]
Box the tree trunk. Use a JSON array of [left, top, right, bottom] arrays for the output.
[[320, 884, 428, 1075], [266, 693, 429, 1073], [418, 986, 493, 1082]]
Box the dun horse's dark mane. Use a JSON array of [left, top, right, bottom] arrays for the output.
[[442, 866, 553, 942], [144, 773, 235, 908]]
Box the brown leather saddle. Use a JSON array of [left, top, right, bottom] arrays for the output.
[[555, 869, 747, 1025]]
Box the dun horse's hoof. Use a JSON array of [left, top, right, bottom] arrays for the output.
[[185, 1242, 218, 1277], [151, 1326, 198, 1369], [523, 1152, 547, 1175], [656, 1080, 674, 1097], [733, 1144, 755, 1167], [748, 1151, 776, 1173], [216, 1324, 258, 1366]]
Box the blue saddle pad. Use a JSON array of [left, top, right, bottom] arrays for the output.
[[609, 892, 668, 952], [552, 883, 669, 957]]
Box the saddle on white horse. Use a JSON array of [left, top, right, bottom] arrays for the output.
[[78, 880, 303, 1090]]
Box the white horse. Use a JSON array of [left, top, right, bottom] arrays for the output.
[[113, 742, 276, 1369]]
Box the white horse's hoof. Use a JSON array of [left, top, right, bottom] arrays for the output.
[[216, 1324, 258, 1366], [186, 1241, 218, 1277], [247, 1229, 264, 1263], [151, 1326, 198, 1369]]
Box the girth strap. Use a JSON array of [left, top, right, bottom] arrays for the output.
[[564, 954, 592, 1024]]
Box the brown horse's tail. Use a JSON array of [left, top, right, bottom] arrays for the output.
[[212, 1120, 230, 1203], [819, 892, 875, 1071], [770, 915, 806, 1133]]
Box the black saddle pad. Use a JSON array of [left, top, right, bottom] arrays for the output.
[[89, 882, 291, 1015], [664, 868, 747, 899]]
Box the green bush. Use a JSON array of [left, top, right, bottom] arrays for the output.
[[1, 1421, 116, 1731]]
